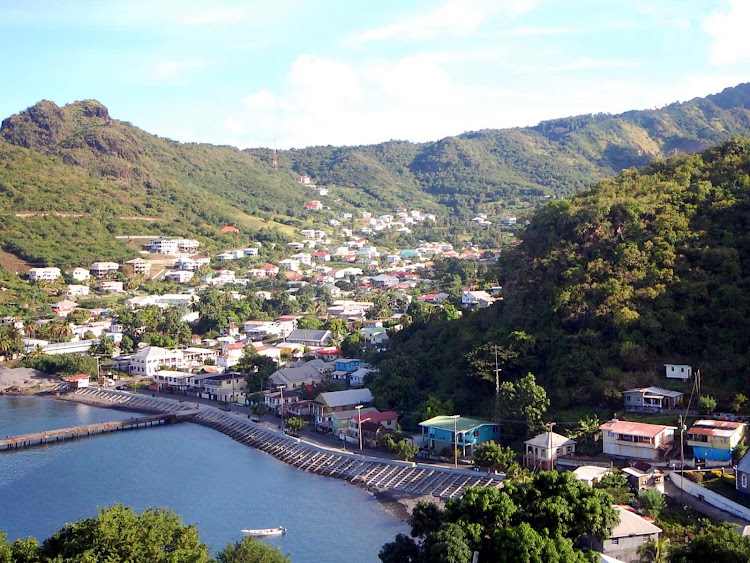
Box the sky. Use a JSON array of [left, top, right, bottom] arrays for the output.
[[1, 0, 748, 149]]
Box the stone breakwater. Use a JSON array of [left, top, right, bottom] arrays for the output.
[[66, 388, 504, 499]]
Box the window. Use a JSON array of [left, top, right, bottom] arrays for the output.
[[611, 538, 619, 545], [742, 474, 748, 489]]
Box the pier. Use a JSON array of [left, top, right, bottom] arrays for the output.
[[0, 410, 198, 451], [61, 388, 505, 499]]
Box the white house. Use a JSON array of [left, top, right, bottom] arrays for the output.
[[600, 420, 676, 461], [279, 259, 300, 272], [67, 267, 91, 282], [99, 280, 124, 293], [28, 267, 62, 282], [165, 270, 194, 283], [149, 237, 179, 254], [523, 431, 577, 470], [177, 239, 200, 253], [90, 262, 119, 278], [67, 284, 90, 297], [462, 291, 496, 308], [665, 364, 692, 380], [275, 315, 301, 338], [128, 346, 184, 376]]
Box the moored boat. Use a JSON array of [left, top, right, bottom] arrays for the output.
[[241, 526, 286, 536]]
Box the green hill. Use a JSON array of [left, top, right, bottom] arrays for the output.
[[369, 138, 750, 424], [255, 82, 750, 215]]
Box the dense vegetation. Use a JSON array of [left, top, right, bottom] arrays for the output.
[[0, 504, 289, 562], [369, 138, 750, 422], [255, 83, 750, 215]]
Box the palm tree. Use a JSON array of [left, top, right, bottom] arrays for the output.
[[637, 537, 670, 563], [575, 415, 601, 450]]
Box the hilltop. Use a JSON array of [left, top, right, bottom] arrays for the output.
[[2, 83, 750, 268]]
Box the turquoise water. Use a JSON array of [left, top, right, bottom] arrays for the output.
[[0, 396, 407, 562]]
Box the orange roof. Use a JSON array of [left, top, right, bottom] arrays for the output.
[[220, 225, 239, 233], [65, 374, 90, 382]]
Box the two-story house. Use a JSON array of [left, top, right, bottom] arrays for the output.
[[268, 360, 327, 390], [523, 431, 577, 470], [128, 346, 184, 377], [737, 450, 750, 497], [419, 415, 501, 457], [687, 419, 747, 462], [200, 372, 246, 402], [348, 410, 399, 448], [312, 388, 374, 431], [600, 420, 676, 461]]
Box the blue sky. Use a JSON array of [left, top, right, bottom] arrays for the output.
[[1, 0, 748, 149]]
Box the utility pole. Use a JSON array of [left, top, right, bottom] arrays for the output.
[[494, 345, 502, 424], [679, 414, 685, 504], [277, 384, 285, 432], [452, 414, 461, 469]]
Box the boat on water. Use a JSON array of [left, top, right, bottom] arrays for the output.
[[241, 526, 286, 537]]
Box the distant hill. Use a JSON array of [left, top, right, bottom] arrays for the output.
[[368, 138, 750, 423], [252, 82, 750, 213], [2, 83, 750, 267]]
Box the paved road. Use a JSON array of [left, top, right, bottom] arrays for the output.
[[664, 476, 750, 526]]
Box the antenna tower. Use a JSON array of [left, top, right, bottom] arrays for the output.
[[271, 139, 278, 170]]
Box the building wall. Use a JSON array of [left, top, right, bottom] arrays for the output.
[[602, 441, 661, 460], [603, 533, 659, 563]]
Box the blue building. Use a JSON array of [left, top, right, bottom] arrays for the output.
[[334, 358, 364, 372], [419, 415, 501, 456]]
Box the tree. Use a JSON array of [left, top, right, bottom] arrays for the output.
[[90, 336, 115, 357], [285, 417, 307, 436], [637, 537, 670, 563], [668, 524, 750, 562], [297, 316, 323, 330], [341, 333, 362, 357], [638, 489, 666, 519], [594, 469, 635, 505], [39, 504, 210, 562], [473, 441, 517, 472], [378, 533, 419, 563], [498, 373, 549, 433], [10, 537, 40, 563], [699, 395, 717, 415], [216, 536, 290, 563], [731, 393, 748, 414], [572, 415, 600, 450], [383, 435, 418, 460], [325, 318, 348, 338]]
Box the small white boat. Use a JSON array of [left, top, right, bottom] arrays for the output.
[[241, 526, 286, 537]]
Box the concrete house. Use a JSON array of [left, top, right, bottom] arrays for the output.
[[622, 387, 684, 414], [90, 262, 119, 278], [124, 258, 151, 276], [600, 420, 676, 461], [128, 346, 183, 376], [51, 299, 77, 317], [200, 372, 247, 403], [665, 364, 692, 380], [687, 420, 747, 462], [268, 361, 327, 390], [149, 237, 179, 254], [590, 506, 662, 563], [461, 291, 496, 308], [523, 431, 577, 470], [67, 267, 91, 282], [312, 388, 375, 429], [419, 415, 501, 457], [286, 329, 332, 347], [28, 267, 62, 282]]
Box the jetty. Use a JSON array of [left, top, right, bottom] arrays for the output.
[[59, 388, 505, 499], [0, 410, 198, 451]]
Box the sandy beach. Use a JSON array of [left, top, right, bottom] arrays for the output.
[[0, 366, 59, 393]]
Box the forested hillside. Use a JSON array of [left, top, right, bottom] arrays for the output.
[[369, 138, 750, 423], [0, 100, 306, 268], [256, 82, 750, 215]]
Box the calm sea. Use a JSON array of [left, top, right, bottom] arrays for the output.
[[0, 396, 408, 562]]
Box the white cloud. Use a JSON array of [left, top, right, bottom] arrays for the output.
[[704, 0, 750, 65], [553, 58, 642, 72], [345, 0, 534, 47], [145, 59, 210, 84]]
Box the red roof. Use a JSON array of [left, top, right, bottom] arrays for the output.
[[600, 420, 675, 437], [224, 342, 245, 350], [65, 374, 90, 382], [356, 411, 398, 423], [220, 225, 239, 233]]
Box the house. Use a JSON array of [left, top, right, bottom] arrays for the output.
[[687, 420, 747, 461], [268, 361, 327, 390], [244, 320, 282, 340], [90, 262, 119, 278], [276, 315, 301, 337], [51, 299, 77, 317], [321, 406, 379, 438], [622, 462, 665, 493], [200, 372, 247, 402], [262, 264, 280, 276], [165, 270, 194, 284], [600, 420, 676, 461], [665, 364, 692, 380], [462, 291, 496, 308], [64, 374, 90, 390], [152, 370, 191, 392], [348, 410, 399, 447], [371, 274, 399, 288], [334, 359, 364, 372], [181, 347, 219, 366], [154, 294, 196, 308], [419, 415, 501, 457], [264, 389, 298, 415], [349, 366, 373, 388], [590, 506, 662, 563], [305, 201, 323, 211], [737, 450, 750, 496], [67, 285, 90, 297], [523, 431, 577, 470], [128, 346, 184, 376], [298, 174, 312, 184], [501, 216, 517, 226], [312, 388, 375, 429], [178, 239, 200, 253], [572, 466, 611, 487], [67, 267, 91, 282], [148, 237, 178, 254], [220, 225, 240, 234], [286, 329, 332, 347], [28, 267, 62, 282], [279, 259, 300, 272], [125, 258, 152, 276], [313, 348, 343, 362], [99, 281, 124, 293], [622, 387, 684, 414]]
